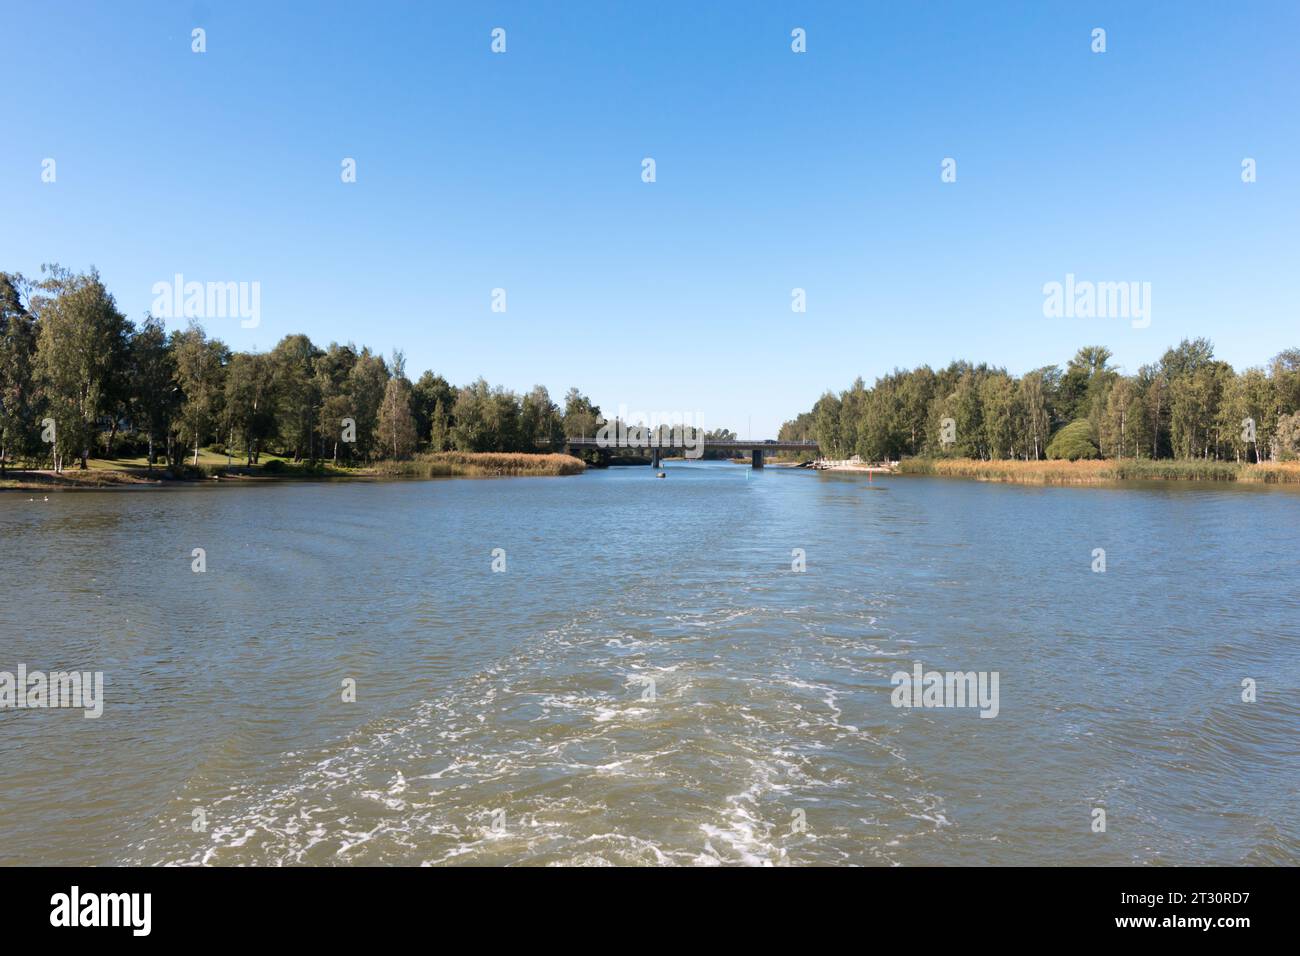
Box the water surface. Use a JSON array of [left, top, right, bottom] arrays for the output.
[[2, 463, 1297, 865]]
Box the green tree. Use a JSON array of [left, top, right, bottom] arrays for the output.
[[948, 371, 984, 458], [270, 334, 323, 462], [346, 348, 389, 461], [1098, 376, 1142, 459], [1017, 369, 1051, 460], [378, 370, 418, 459], [224, 351, 276, 465], [979, 373, 1018, 460], [1274, 411, 1300, 460], [1242, 367, 1278, 462], [1046, 420, 1099, 460], [520, 385, 564, 450], [896, 366, 935, 457], [1139, 363, 1169, 458], [0, 273, 39, 473], [129, 316, 179, 471], [811, 392, 844, 458], [171, 323, 229, 465], [562, 387, 601, 440], [1268, 349, 1300, 431], [313, 343, 358, 463], [451, 378, 522, 452], [428, 399, 451, 452], [412, 371, 455, 444], [32, 266, 132, 470], [777, 411, 815, 444]]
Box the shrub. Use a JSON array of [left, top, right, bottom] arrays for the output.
[[166, 463, 209, 480], [256, 459, 337, 477], [1046, 420, 1099, 461]]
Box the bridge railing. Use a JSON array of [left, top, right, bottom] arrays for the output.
[[564, 437, 819, 450]]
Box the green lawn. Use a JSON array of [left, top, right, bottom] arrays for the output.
[[87, 449, 305, 470]]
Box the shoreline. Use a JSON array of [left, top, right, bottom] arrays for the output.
[[0, 452, 586, 491], [11, 454, 1300, 490], [811, 462, 894, 474]]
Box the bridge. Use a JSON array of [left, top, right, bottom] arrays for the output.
[[564, 437, 819, 469]]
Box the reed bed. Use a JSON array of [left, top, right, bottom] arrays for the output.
[[896, 458, 1300, 484], [376, 452, 586, 478]]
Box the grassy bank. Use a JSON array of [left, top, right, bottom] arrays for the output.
[[895, 458, 1300, 484], [0, 469, 163, 490], [1, 451, 584, 490], [374, 451, 586, 478], [0, 460, 357, 490]]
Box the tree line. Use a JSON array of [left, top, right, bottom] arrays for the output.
[[779, 342, 1300, 463], [0, 267, 607, 473]]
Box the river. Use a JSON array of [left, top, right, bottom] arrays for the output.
[[1, 462, 1296, 865]]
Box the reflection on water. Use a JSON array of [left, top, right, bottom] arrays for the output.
[[1, 463, 1297, 865]]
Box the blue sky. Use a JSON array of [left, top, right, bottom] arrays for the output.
[[3, 1, 1297, 437]]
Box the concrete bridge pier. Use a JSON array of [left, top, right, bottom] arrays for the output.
[[751, 449, 764, 469], [651, 447, 662, 468]]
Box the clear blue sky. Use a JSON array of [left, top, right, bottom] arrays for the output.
[[3, 1, 1297, 437]]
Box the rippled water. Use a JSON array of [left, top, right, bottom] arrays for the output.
[[2, 463, 1297, 865]]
